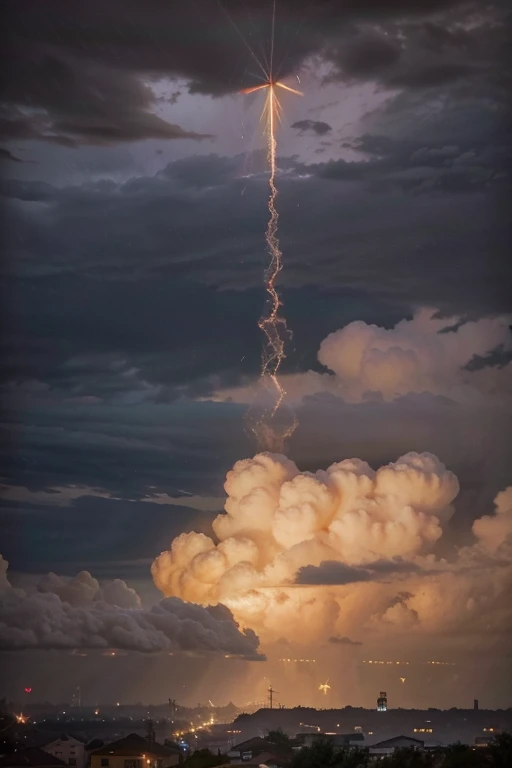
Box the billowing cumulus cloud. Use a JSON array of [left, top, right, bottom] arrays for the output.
[[213, 308, 512, 405], [472, 487, 512, 554], [316, 308, 512, 401], [0, 556, 262, 658], [153, 450, 512, 648]]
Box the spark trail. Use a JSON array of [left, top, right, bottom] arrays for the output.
[[242, 78, 302, 451]]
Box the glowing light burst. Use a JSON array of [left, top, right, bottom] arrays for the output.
[[242, 73, 302, 451], [319, 680, 331, 696]]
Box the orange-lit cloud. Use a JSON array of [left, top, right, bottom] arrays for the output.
[[152, 451, 512, 648]]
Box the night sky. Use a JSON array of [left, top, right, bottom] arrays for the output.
[[1, 0, 511, 708]]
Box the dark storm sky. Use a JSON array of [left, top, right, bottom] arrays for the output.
[[0, 0, 511, 706]]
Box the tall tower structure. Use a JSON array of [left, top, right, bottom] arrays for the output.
[[377, 691, 388, 712], [71, 686, 81, 708], [268, 685, 278, 709]]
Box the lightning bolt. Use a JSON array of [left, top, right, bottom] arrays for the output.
[[242, 79, 302, 451], [227, 0, 303, 451]]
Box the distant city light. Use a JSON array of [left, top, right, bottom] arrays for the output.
[[279, 658, 316, 663]]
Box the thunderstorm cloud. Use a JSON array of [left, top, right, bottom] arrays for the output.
[[152, 452, 512, 649]]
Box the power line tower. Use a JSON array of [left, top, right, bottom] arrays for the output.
[[267, 685, 278, 709]]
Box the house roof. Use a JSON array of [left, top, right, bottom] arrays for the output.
[[235, 751, 285, 765], [225, 756, 289, 768], [231, 738, 292, 761], [232, 738, 287, 752], [85, 741, 104, 753], [44, 735, 86, 747], [0, 748, 68, 768], [232, 738, 269, 752], [371, 736, 424, 748], [90, 734, 177, 758]]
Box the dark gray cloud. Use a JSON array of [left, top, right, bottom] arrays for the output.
[[0, 493, 219, 577], [1, 148, 509, 349], [291, 120, 332, 136], [0, 555, 263, 658], [295, 558, 421, 585], [320, 123, 512, 193], [1, 0, 504, 147], [0, 147, 24, 162], [326, 10, 511, 100], [331, 34, 402, 78], [0, 67, 211, 147], [329, 635, 363, 646]]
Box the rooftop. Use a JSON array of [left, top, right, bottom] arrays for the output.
[[90, 734, 177, 759]]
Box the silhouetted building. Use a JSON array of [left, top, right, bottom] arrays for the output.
[[474, 699, 479, 711], [369, 736, 424, 757], [295, 733, 363, 749], [227, 737, 291, 764], [42, 735, 86, 768], [90, 734, 180, 768]]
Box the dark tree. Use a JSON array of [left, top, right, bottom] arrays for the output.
[[290, 739, 368, 768], [378, 747, 433, 768], [440, 742, 483, 767], [183, 748, 227, 768], [487, 732, 512, 767], [266, 728, 294, 754]]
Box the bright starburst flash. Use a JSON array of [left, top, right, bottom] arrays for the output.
[[319, 681, 331, 696], [241, 44, 302, 451]]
